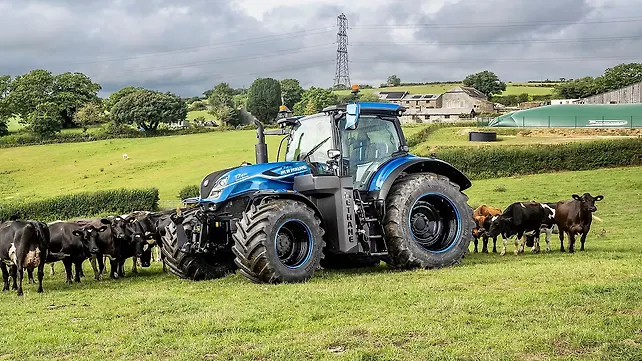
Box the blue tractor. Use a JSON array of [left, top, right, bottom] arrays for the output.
[[160, 90, 474, 283]]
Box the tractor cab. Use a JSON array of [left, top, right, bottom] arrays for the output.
[[282, 100, 408, 191]]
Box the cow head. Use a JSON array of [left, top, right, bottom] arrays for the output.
[[72, 224, 108, 255], [488, 215, 510, 238], [110, 216, 135, 241], [127, 219, 155, 267], [572, 193, 604, 213]]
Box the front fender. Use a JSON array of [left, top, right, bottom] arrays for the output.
[[367, 155, 471, 201], [248, 191, 325, 229]]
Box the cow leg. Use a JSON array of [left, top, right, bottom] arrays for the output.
[[118, 259, 126, 278], [62, 258, 73, 284], [544, 228, 551, 252], [27, 268, 35, 284], [492, 236, 497, 253], [96, 254, 105, 280], [16, 265, 24, 296], [515, 235, 523, 255], [472, 237, 478, 253], [568, 232, 577, 254], [532, 231, 541, 253], [500, 236, 508, 256], [37, 260, 45, 293], [50, 262, 55, 276], [559, 231, 565, 252], [10, 265, 17, 290], [73, 260, 83, 283], [109, 259, 119, 279], [482, 235, 489, 253], [131, 257, 138, 274], [580, 229, 589, 251], [1, 262, 9, 291]]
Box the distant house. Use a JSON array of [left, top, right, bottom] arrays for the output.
[[376, 91, 408, 102], [551, 99, 579, 105]]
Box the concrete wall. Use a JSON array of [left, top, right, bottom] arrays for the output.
[[580, 81, 642, 104]]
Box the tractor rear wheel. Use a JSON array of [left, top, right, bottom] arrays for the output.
[[232, 199, 325, 284], [160, 221, 237, 281], [383, 173, 473, 270]]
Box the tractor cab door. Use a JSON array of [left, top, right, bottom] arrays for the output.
[[337, 114, 403, 189], [284, 114, 335, 175]]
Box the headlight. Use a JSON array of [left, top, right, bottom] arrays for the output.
[[215, 175, 229, 188], [208, 189, 222, 199]]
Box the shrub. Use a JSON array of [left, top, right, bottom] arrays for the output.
[[188, 100, 207, 111], [417, 138, 642, 180], [177, 185, 200, 200], [0, 188, 159, 222]]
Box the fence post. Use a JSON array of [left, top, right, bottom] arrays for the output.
[[632, 115, 634, 129], [548, 115, 551, 128], [523, 116, 525, 128], [575, 116, 577, 129]]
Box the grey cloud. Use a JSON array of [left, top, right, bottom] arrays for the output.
[[1, 0, 641, 96]]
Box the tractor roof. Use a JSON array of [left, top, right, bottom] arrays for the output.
[[322, 102, 406, 114]]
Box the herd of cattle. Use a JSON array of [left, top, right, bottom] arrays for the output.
[[0, 210, 173, 296], [0, 192, 604, 296], [471, 192, 604, 256]]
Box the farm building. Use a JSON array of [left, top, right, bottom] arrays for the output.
[[376, 86, 495, 123], [489, 103, 642, 128], [578, 81, 642, 105]]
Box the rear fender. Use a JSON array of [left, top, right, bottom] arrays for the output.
[[369, 156, 471, 201]]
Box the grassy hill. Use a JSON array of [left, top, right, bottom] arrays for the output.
[[334, 83, 555, 96], [0, 166, 640, 360]]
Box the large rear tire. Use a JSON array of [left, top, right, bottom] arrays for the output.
[[160, 221, 237, 281], [232, 199, 325, 284], [383, 173, 473, 269]]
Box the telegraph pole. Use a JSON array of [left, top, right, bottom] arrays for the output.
[[334, 13, 351, 89]]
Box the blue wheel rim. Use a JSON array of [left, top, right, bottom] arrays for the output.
[[274, 219, 313, 269], [408, 193, 462, 253]]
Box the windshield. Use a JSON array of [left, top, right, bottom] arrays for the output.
[[285, 114, 333, 163], [338, 114, 402, 189]]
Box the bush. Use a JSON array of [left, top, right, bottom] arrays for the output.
[[188, 100, 207, 111], [177, 185, 200, 200], [0, 188, 159, 223], [417, 138, 642, 180], [406, 121, 476, 147]]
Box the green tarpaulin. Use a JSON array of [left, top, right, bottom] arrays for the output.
[[489, 104, 642, 128]]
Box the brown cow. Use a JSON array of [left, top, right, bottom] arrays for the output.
[[472, 205, 502, 253], [554, 193, 603, 253]]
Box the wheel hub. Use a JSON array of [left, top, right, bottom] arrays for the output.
[[410, 201, 444, 248], [276, 232, 294, 258]]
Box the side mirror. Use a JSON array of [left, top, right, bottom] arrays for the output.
[[327, 149, 341, 159], [345, 103, 360, 130]]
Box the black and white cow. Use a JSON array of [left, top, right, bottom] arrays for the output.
[[47, 221, 106, 284], [0, 220, 50, 296], [129, 210, 174, 272], [487, 202, 557, 256]]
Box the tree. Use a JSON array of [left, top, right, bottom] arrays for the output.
[[462, 71, 507, 98], [598, 63, 642, 92], [207, 83, 240, 126], [5, 70, 101, 128], [105, 86, 145, 112], [111, 89, 187, 131], [292, 87, 338, 115], [280, 79, 303, 109], [53, 72, 102, 127], [516, 93, 529, 103], [73, 102, 107, 132], [387, 75, 401, 86], [25, 102, 63, 138], [553, 77, 598, 99], [0, 75, 11, 136], [247, 78, 281, 123]]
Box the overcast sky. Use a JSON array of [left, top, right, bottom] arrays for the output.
[[1, 0, 641, 96]]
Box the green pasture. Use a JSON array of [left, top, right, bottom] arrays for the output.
[[0, 166, 640, 360]]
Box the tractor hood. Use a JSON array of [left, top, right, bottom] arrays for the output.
[[199, 161, 312, 204]]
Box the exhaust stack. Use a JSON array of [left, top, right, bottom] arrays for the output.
[[254, 119, 268, 164]]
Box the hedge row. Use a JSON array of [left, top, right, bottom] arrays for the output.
[[177, 185, 200, 200], [0, 188, 159, 223], [419, 138, 642, 179]]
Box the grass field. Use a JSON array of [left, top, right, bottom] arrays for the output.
[[1, 166, 640, 360], [6, 117, 22, 132], [334, 83, 555, 97]]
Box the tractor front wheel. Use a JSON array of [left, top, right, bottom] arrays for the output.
[[232, 199, 325, 284], [383, 173, 473, 270], [160, 220, 237, 281]]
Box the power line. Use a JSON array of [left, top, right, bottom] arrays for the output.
[[351, 35, 642, 47], [44, 27, 335, 68], [93, 44, 335, 77], [351, 54, 642, 64], [351, 16, 642, 29]]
